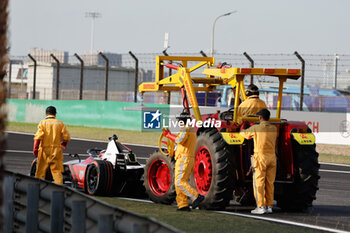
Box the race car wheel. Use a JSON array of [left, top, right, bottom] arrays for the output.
[[276, 143, 320, 211], [144, 152, 176, 204], [193, 129, 233, 210], [30, 159, 53, 181], [85, 160, 114, 196]]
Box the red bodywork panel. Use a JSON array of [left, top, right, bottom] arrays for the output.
[[277, 121, 309, 179], [68, 157, 95, 189]]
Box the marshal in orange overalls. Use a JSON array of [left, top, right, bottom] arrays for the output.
[[240, 121, 277, 208], [34, 114, 70, 185]]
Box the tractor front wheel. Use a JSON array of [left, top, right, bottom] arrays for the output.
[[193, 129, 233, 210], [144, 152, 176, 204]]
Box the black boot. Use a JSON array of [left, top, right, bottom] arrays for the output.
[[177, 206, 191, 211], [192, 194, 205, 209]]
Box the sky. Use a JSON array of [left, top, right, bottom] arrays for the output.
[[8, 0, 350, 56]]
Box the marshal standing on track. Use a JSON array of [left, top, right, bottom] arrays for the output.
[[33, 106, 71, 185], [237, 84, 267, 119], [240, 108, 277, 214], [162, 112, 205, 211]]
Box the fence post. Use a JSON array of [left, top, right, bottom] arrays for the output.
[[133, 223, 149, 233], [200, 50, 209, 106], [71, 200, 86, 233], [50, 54, 60, 100], [129, 51, 139, 103], [50, 191, 64, 233], [7, 60, 11, 98], [162, 50, 171, 104], [243, 52, 254, 84], [294, 51, 305, 111], [26, 183, 39, 233], [28, 54, 37, 99], [99, 52, 109, 101], [3, 176, 14, 233], [200, 50, 208, 57], [98, 214, 113, 233], [74, 53, 84, 100], [333, 53, 339, 89]]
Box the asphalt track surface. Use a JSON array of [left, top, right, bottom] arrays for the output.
[[4, 132, 350, 232]]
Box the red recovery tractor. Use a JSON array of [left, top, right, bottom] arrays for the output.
[[139, 56, 320, 210]]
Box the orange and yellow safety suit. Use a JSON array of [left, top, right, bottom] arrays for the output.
[[237, 95, 267, 119], [240, 121, 277, 208], [34, 115, 70, 185], [174, 126, 199, 209]]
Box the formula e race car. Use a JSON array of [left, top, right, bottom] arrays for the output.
[[30, 135, 145, 196]]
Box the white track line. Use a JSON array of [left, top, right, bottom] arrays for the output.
[[7, 149, 345, 173], [215, 211, 349, 233], [115, 197, 348, 233], [319, 169, 350, 174], [320, 162, 350, 168], [6, 131, 350, 168]]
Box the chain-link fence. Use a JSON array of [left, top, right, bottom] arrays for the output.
[[5, 51, 350, 109]]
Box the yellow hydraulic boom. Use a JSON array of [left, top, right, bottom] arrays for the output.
[[139, 56, 301, 124]]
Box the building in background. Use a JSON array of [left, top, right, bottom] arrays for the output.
[[29, 48, 69, 64], [81, 51, 122, 67]]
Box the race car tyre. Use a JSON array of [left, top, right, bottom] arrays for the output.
[[144, 152, 176, 204], [29, 159, 53, 181], [276, 143, 320, 211], [193, 129, 233, 210], [85, 160, 114, 196]]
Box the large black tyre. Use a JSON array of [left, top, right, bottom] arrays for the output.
[[276, 142, 320, 211], [30, 159, 53, 181], [85, 160, 114, 196], [144, 152, 176, 204], [193, 129, 233, 210]]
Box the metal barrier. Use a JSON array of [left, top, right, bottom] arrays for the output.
[[2, 171, 184, 233]]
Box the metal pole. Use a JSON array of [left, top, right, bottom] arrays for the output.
[[7, 60, 11, 98], [74, 53, 84, 100], [50, 191, 64, 233], [162, 50, 171, 104], [3, 176, 14, 233], [133, 223, 149, 233], [50, 54, 60, 100], [200, 50, 209, 106], [129, 51, 139, 103], [99, 52, 109, 101], [294, 51, 305, 111], [26, 183, 39, 233], [333, 53, 339, 89], [210, 11, 237, 57], [85, 12, 101, 65], [243, 52, 254, 84], [98, 214, 113, 233], [28, 54, 37, 99]]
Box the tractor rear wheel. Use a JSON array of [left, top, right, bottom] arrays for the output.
[[85, 160, 114, 195], [144, 152, 176, 204], [193, 129, 233, 210], [276, 143, 320, 211]]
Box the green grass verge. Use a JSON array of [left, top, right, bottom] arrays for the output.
[[98, 197, 319, 233], [6, 122, 160, 146], [6, 122, 350, 164], [318, 153, 350, 164]]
